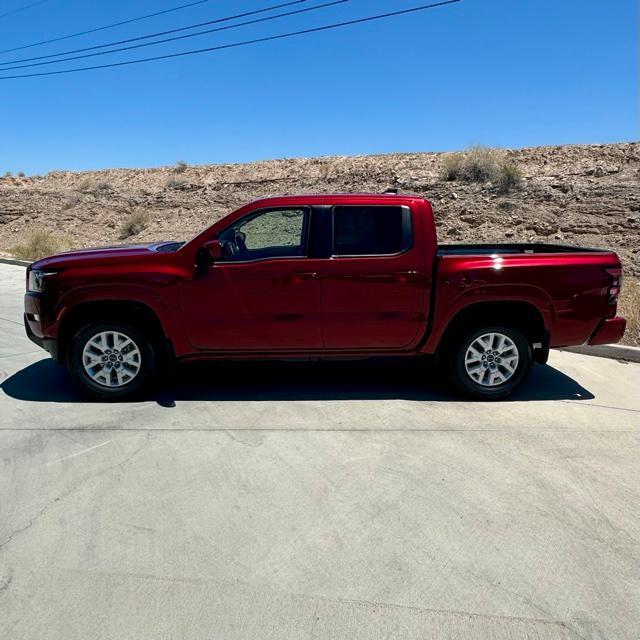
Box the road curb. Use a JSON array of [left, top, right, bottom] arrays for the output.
[[0, 257, 31, 267], [559, 344, 640, 363]]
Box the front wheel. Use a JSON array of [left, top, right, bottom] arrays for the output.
[[447, 325, 532, 400], [67, 322, 157, 400]]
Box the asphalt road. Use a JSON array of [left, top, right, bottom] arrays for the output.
[[0, 262, 639, 640]]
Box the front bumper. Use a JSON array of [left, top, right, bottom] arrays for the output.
[[588, 316, 627, 346], [24, 313, 61, 361]]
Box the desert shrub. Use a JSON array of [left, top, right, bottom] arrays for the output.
[[318, 161, 331, 178], [3, 171, 12, 177], [174, 160, 188, 173], [618, 279, 639, 346], [93, 180, 112, 192], [10, 231, 67, 260], [441, 153, 464, 181], [17, 171, 25, 177], [76, 177, 94, 192], [119, 210, 150, 239], [441, 146, 523, 191], [441, 146, 500, 183], [165, 176, 187, 189], [495, 163, 523, 193], [459, 146, 500, 182], [76, 177, 111, 193], [62, 193, 82, 210]]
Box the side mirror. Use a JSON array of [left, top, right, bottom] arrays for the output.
[[203, 239, 223, 261]]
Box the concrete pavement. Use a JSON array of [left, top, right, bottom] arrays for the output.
[[0, 262, 639, 639]]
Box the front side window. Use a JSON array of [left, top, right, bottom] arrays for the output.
[[219, 208, 308, 261], [332, 205, 412, 256]]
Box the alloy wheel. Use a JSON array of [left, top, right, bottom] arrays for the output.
[[81, 330, 142, 388], [464, 332, 520, 387]]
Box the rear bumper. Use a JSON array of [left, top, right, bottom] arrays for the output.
[[24, 313, 61, 361], [588, 316, 626, 346]]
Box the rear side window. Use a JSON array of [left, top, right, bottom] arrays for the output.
[[332, 206, 412, 256]]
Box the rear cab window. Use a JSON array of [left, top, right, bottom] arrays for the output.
[[332, 205, 413, 257]]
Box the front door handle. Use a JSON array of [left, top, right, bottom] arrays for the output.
[[392, 270, 427, 284]]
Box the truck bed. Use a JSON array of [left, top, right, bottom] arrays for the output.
[[437, 243, 607, 256]]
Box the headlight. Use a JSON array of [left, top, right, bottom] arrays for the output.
[[27, 270, 56, 293]]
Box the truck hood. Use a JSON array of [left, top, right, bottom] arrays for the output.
[[30, 242, 179, 270]]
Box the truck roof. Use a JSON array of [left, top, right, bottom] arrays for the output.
[[248, 193, 429, 207]]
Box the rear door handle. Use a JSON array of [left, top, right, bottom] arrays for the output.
[[292, 272, 319, 281], [271, 272, 319, 291]]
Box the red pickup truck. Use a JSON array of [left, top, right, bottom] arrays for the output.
[[24, 193, 626, 400]]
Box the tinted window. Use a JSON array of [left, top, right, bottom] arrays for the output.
[[219, 208, 308, 261], [333, 206, 411, 256]]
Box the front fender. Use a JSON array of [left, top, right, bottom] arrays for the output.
[[48, 282, 192, 357]]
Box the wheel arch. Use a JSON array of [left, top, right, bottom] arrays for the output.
[[58, 299, 173, 363], [435, 300, 547, 365]]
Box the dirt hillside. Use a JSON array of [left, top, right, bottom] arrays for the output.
[[1, 142, 638, 343]]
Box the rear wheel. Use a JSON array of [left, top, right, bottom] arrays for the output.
[[447, 325, 532, 400], [67, 322, 157, 400]]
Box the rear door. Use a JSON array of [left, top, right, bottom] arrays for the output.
[[319, 204, 430, 350], [179, 206, 323, 351]]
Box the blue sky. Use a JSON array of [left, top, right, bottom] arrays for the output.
[[0, 0, 637, 174]]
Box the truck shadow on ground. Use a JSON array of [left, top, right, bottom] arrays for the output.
[[1, 357, 595, 404]]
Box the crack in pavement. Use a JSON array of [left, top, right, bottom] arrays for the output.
[[0, 433, 151, 552], [60, 567, 586, 638]]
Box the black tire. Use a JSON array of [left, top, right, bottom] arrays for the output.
[[67, 322, 157, 401], [446, 324, 532, 401]]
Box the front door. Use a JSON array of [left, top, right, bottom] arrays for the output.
[[179, 207, 323, 351]]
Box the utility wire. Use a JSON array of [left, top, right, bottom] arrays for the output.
[[0, 0, 214, 54], [0, 0, 462, 80], [0, 0, 346, 71], [0, 0, 51, 20], [0, 0, 314, 66]]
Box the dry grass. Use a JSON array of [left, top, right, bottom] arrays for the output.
[[318, 161, 331, 178], [441, 153, 464, 181], [441, 146, 500, 183], [441, 146, 523, 193], [76, 177, 94, 192], [119, 210, 150, 239], [495, 163, 523, 193], [62, 193, 82, 210], [165, 176, 187, 189], [94, 180, 112, 193], [174, 160, 188, 173], [618, 279, 639, 346], [76, 178, 112, 193], [10, 231, 68, 260]]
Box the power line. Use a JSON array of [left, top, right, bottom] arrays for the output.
[[0, 0, 462, 80], [0, 0, 315, 67], [0, 0, 346, 71], [0, 0, 51, 20], [0, 0, 214, 54]]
